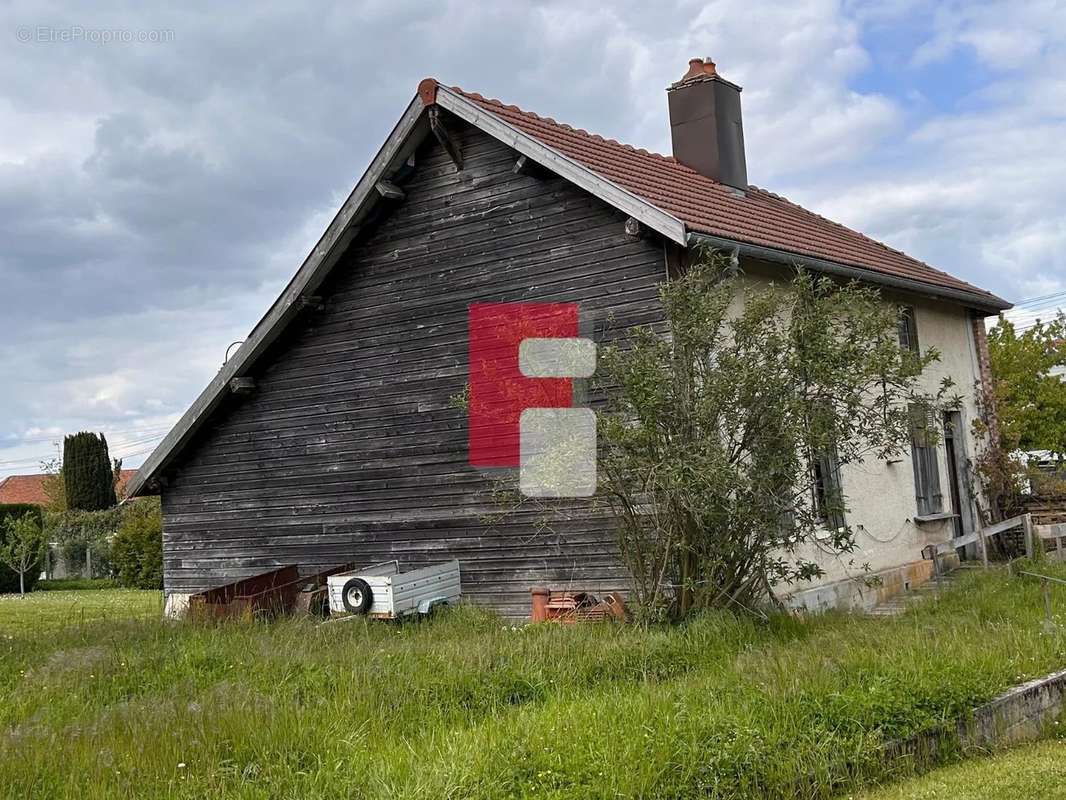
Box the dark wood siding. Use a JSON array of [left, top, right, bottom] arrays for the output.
[[161, 121, 666, 617]]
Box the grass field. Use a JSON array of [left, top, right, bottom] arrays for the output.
[[2, 568, 1066, 799], [0, 587, 161, 634], [857, 738, 1066, 799]]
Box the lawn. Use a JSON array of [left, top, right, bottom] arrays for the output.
[[0, 586, 161, 635], [857, 738, 1066, 799], [1, 568, 1065, 799]]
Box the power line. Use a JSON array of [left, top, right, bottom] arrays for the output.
[[0, 431, 169, 471], [4, 423, 174, 448], [113, 446, 158, 461], [1012, 289, 1066, 309]]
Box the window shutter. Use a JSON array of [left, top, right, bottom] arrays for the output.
[[910, 403, 942, 515], [812, 446, 845, 532]]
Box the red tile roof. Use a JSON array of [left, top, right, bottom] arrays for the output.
[[449, 86, 1006, 307], [0, 469, 138, 506], [0, 474, 51, 506]]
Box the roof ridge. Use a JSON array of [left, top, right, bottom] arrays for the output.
[[450, 85, 685, 167]]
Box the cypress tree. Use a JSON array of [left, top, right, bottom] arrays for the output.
[[63, 432, 118, 511]]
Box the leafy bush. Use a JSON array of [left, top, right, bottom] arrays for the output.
[[0, 504, 43, 593], [109, 499, 162, 589], [595, 250, 954, 618]]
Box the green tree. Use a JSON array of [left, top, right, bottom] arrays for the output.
[[596, 249, 953, 619], [62, 432, 118, 511], [0, 512, 46, 595], [987, 314, 1066, 455]]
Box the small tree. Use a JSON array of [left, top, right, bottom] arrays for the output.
[[0, 512, 46, 595], [987, 314, 1066, 457], [596, 249, 953, 618], [63, 432, 118, 511]]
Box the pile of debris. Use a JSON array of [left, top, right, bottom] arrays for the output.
[[530, 587, 629, 623]]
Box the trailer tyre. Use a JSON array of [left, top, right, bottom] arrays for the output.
[[341, 578, 373, 614]]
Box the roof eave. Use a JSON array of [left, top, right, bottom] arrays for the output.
[[689, 232, 1012, 315]]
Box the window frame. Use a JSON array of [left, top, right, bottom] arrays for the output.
[[898, 306, 919, 353]]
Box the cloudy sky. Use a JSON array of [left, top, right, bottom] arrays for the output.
[[1, 0, 1064, 478]]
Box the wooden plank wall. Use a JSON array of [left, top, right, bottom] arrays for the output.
[[160, 121, 667, 617]]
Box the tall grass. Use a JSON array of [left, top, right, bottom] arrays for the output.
[[2, 568, 1065, 799]]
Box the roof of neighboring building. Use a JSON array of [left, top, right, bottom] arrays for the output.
[[0, 469, 138, 506], [451, 86, 1007, 307]]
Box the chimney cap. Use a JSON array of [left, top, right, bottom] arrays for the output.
[[669, 56, 741, 92]]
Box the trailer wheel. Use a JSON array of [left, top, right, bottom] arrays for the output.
[[341, 578, 373, 614]]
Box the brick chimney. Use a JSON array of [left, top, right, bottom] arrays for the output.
[[667, 57, 748, 191]]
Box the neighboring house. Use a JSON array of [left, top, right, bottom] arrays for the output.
[[128, 59, 1011, 618], [0, 469, 138, 507]]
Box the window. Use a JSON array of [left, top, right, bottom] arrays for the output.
[[898, 306, 919, 352], [909, 403, 943, 516], [812, 447, 845, 531]]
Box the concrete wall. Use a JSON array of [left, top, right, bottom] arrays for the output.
[[887, 668, 1066, 762]]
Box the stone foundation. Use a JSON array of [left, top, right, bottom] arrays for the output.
[[163, 592, 192, 619], [782, 556, 958, 614]]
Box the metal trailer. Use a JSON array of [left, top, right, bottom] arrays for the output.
[[327, 560, 461, 619]]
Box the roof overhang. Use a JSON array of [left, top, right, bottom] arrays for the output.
[[690, 233, 1012, 315]]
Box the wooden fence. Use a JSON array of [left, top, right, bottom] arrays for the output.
[[932, 513, 1066, 566]]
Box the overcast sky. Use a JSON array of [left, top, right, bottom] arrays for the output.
[[1, 0, 1064, 478]]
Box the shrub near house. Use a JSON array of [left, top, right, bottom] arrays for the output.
[[110, 499, 163, 590]]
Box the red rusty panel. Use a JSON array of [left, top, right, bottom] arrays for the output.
[[190, 563, 356, 619]]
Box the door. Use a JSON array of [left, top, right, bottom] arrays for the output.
[[942, 411, 974, 539]]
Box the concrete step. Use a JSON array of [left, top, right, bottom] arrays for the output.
[[867, 574, 958, 616]]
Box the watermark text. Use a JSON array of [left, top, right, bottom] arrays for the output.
[[17, 25, 175, 44]]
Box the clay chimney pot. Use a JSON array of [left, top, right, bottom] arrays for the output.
[[683, 57, 705, 80]]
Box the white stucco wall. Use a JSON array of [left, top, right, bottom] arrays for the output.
[[728, 264, 990, 601], [789, 293, 987, 594]]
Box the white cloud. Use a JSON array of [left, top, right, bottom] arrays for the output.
[[791, 2, 1066, 303]]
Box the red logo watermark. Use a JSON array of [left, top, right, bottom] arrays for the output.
[[467, 303, 596, 497]]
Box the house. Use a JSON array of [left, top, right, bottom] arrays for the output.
[[127, 59, 1011, 617], [0, 469, 138, 507]]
